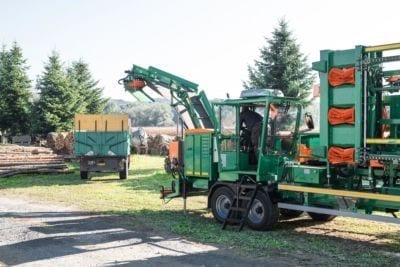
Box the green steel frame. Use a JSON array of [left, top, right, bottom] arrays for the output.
[[121, 54, 400, 227]]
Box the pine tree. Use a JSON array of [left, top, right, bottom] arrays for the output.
[[0, 42, 32, 135], [0, 46, 6, 131], [67, 60, 107, 114], [244, 19, 314, 101], [35, 51, 79, 133]]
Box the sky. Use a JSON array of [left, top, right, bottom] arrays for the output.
[[1, 0, 400, 101]]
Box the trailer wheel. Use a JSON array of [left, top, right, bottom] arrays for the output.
[[80, 171, 88, 180], [279, 209, 303, 219], [211, 187, 234, 223], [246, 191, 278, 231], [307, 212, 336, 222], [119, 158, 129, 180]]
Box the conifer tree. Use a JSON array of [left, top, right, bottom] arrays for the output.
[[244, 19, 314, 101], [35, 51, 79, 133], [67, 60, 106, 114], [0, 42, 32, 135]]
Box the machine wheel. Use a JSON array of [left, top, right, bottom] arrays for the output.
[[279, 209, 304, 219], [119, 158, 129, 180], [210, 186, 235, 223], [307, 212, 336, 222], [80, 171, 88, 180], [246, 191, 279, 231]]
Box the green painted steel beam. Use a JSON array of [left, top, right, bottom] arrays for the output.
[[379, 119, 400, 125], [383, 70, 400, 77], [370, 86, 400, 93], [312, 60, 327, 73], [148, 66, 198, 92]]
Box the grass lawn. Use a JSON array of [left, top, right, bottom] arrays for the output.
[[1, 155, 400, 266]]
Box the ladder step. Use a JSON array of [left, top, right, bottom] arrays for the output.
[[239, 184, 258, 189], [225, 218, 242, 224], [222, 181, 261, 231], [236, 196, 252, 201], [230, 207, 247, 212]]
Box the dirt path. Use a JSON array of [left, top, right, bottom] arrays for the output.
[[0, 196, 287, 267]]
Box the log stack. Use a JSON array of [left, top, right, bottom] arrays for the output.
[[46, 132, 74, 155], [64, 132, 74, 155], [46, 132, 57, 151], [147, 134, 173, 155], [0, 145, 70, 178], [54, 132, 67, 153]]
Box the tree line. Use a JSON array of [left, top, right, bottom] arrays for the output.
[[0, 19, 314, 137], [0, 42, 178, 137], [0, 42, 107, 136], [104, 99, 176, 127]]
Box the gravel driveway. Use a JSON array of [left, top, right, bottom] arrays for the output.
[[0, 196, 284, 267]]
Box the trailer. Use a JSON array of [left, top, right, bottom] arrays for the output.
[[74, 114, 131, 180], [120, 42, 400, 230]]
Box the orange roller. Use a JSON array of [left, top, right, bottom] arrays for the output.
[[370, 160, 384, 168], [328, 147, 355, 164], [328, 107, 355, 125], [297, 144, 313, 163], [127, 79, 146, 90], [328, 67, 355, 87]]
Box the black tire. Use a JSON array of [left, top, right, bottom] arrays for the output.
[[210, 186, 235, 223], [307, 212, 336, 222], [119, 158, 129, 180], [80, 171, 88, 180], [279, 209, 304, 219], [246, 191, 279, 231]]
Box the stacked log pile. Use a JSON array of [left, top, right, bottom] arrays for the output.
[[141, 127, 178, 136], [46, 132, 57, 151], [64, 132, 74, 155], [55, 133, 66, 152], [46, 132, 74, 155], [0, 145, 70, 178], [147, 134, 174, 156]]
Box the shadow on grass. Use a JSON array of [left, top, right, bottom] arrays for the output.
[[0, 166, 164, 190], [0, 202, 399, 266], [0, 209, 269, 267], [103, 208, 400, 266], [87, 168, 162, 181]]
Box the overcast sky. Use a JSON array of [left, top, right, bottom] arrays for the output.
[[1, 0, 400, 100]]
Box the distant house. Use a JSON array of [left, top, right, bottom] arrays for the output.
[[312, 84, 320, 98]]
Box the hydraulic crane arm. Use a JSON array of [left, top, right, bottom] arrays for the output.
[[120, 65, 217, 130]]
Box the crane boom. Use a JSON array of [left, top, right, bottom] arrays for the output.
[[120, 65, 217, 130]]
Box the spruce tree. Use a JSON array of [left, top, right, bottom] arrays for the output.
[[35, 51, 79, 133], [0, 46, 6, 131], [0, 42, 32, 135], [244, 19, 314, 101], [67, 60, 106, 114]]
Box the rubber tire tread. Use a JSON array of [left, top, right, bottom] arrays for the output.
[[210, 186, 235, 224], [246, 190, 279, 231]]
